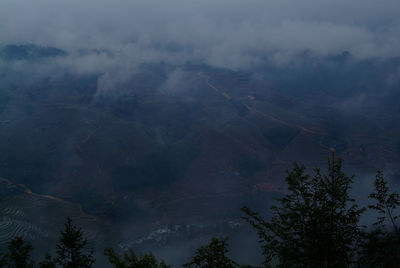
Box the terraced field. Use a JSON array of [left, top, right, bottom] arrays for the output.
[[0, 178, 103, 247]]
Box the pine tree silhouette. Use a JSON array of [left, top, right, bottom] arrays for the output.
[[3, 237, 34, 268], [55, 217, 95, 268]]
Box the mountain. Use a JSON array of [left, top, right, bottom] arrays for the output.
[[0, 44, 400, 264]]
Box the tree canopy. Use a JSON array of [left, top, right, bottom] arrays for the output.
[[55, 217, 95, 268], [242, 154, 399, 267]]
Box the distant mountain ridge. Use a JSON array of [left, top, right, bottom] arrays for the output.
[[0, 44, 67, 61]]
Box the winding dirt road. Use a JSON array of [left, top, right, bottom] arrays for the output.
[[204, 76, 322, 135]]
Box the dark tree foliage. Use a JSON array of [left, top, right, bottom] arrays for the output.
[[38, 254, 56, 268], [369, 170, 400, 230], [2, 157, 400, 268], [1, 237, 34, 268], [360, 170, 400, 267], [104, 247, 170, 268], [183, 237, 238, 268], [242, 154, 365, 267], [55, 217, 95, 268]]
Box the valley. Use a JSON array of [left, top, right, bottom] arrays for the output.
[[0, 45, 400, 264]]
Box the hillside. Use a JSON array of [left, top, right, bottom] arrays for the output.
[[0, 45, 400, 263]]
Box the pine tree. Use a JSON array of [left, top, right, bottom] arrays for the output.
[[184, 237, 238, 268], [104, 247, 170, 268], [3, 237, 34, 268], [38, 254, 56, 268], [242, 153, 365, 267], [55, 217, 95, 268]]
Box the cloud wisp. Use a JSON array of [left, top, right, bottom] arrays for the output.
[[1, 0, 400, 70], [1, 0, 400, 96]]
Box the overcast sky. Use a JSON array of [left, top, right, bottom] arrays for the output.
[[1, 0, 400, 70]]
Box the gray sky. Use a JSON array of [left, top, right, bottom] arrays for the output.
[[1, 0, 400, 71]]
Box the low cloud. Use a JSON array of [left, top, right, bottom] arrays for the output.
[[1, 0, 400, 69], [1, 0, 400, 95]]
